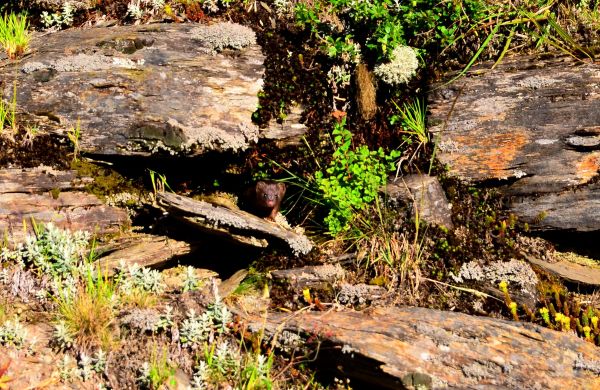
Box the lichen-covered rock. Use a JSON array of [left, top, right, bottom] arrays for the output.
[[451, 258, 539, 308], [384, 174, 454, 229], [2, 23, 264, 157], [191, 22, 256, 54]]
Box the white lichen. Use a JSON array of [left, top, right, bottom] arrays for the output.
[[374, 45, 419, 86]]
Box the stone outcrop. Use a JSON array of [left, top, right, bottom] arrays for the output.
[[429, 55, 600, 231], [0, 166, 128, 245], [247, 306, 600, 389], [156, 191, 313, 255], [2, 22, 264, 157]]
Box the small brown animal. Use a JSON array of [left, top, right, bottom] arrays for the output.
[[247, 180, 286, 221]]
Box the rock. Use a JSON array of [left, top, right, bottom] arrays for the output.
[[259, 104, 308, 148], [94, 233, 191, 276], [2, 22, 264, 157], [218, 269, 249, 298], [336, 283, 387, 306], [523, 251, 600, 286], [246, 306, 600, 389], [428, 54, 600, 231], [384, 174, 453, 229], [156, 191, 313, 256], [0, 166, 128, 245], [451, 258, 539, 309], [270, 264, 345, 290]]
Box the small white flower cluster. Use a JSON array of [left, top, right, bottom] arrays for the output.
[[374, 45, 419, 86]]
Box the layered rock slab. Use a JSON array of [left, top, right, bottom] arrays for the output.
[[429, 55, 600, 231], [248, 306, 600, 389], [1, 22, 264, 156], [0, 166, 128, 244]]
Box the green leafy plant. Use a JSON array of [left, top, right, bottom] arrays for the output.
[[0, 81, 17, 134], [137, 346, 176, 390], [392, 98, 428, 146], [294, 0, 488, 61], [41, 2, 74, 29], [0, 12, 29, 59], [148, 169, 173, 194], [0, 222, 90, 279], [315, 117, 400, 235]]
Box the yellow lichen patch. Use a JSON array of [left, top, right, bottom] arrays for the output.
[[444, 129, 529, 179], [575, 152, 600, 184]]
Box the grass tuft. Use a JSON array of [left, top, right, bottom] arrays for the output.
[[0, 13, 29, 60]]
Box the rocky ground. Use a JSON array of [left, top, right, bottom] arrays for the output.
[[2, 0, 600, 389]]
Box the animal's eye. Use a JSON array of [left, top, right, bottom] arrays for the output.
[[263, 194, 268, 199]]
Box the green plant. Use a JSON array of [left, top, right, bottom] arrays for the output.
[[239, 352, 274, 390], [294, 0, 488, 61], [41, 2, 74, 29], [0, 12, 29, 59], [67, 120, 82, 162], [117, 261, 165, 295], [182, 266, 201, 292], [54, 266, 117, 350], [392, 98, 428, 147], [137, 346, 175, 390], [148, 169, 173, 194], [0, 81, 17, 134], [0, 316, 26, 348], [315, 117, 400, 235], [0, 222, 90, 279]]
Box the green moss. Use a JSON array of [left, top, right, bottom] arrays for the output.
[[50, 188, 60, 199], [70, 160, 137, 200]]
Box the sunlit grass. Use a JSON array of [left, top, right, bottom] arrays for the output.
[[0, 13, 30, 59]]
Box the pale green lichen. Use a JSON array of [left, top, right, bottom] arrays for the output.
[[374, 45, 418, 86]]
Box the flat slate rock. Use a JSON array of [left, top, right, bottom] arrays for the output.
[[0, 166, 128, 244], [95, 233, 191, 276], [247, 306, 600, 389], [428, 55, 600, 231], [1, 22, 264, 157], [384, 174, 454, 229], [524, 252, 600, 286], [157, 191, 313, 256]]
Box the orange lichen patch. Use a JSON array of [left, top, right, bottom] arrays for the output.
[[442, 129, 529, 179], [575, 152, 600, 184]]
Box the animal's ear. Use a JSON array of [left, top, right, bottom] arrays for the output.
[[277, 182, 286, 196], [255, 181, 267, 191]]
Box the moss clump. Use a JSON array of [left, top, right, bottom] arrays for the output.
[[71, 160, 137, 200]]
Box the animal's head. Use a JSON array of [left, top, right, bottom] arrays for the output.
[[256, 181, 286, 208]]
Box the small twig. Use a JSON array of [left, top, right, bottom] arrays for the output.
[[422, 277, 503, 302]]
